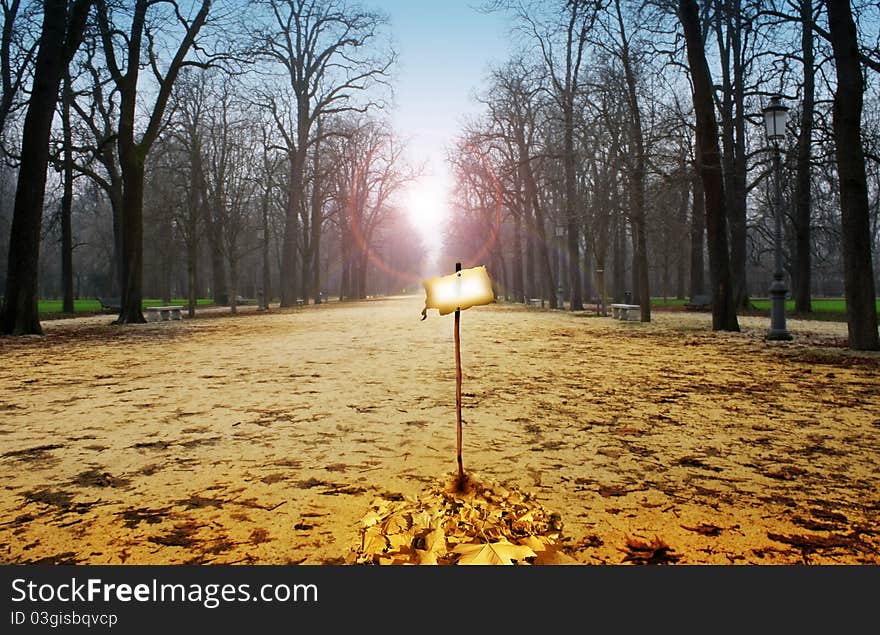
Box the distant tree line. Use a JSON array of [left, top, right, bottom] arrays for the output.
[[448, 0, 879, 349], [0, 0, 423, 333], [0, 0, 878, 351]]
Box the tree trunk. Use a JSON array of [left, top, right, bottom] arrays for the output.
[[512, 207, 524, 303], [310, 218, 321, 303], [714, 0, 748, 310], [519, 133, 556, 308], [2, 0, 89, 335], [206, 204, 226, 304], [110, 187, 122, 297], [630, 217, 639, 302], [116, 151, 146, 323], [281, 148, 305, 306], [185, 145, 201, 318], [308, 131, 323, 303], [794, 0, 815, 313], [187, 249, 196, 318], [61, 70, 75, 314], [825, 0, 879, 350], [613, 209, 625, 302], [339, 219, 350, 301], [615, 0, 650, 321], [229, 252, 238, 315], [358, 251, 368, 299], [690, 170, 706, 297], [563, 105, 583, 310], [679, 0, 739, 331], [524, 216, 536, 301], [261, 190, 271, 307], [732, 15, 748, 311], [676, 173, 688, 299], [160, 209, 172, 306]]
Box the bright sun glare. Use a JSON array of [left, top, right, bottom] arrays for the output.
[[404, 177, 448, 255]]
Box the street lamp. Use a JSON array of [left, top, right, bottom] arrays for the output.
[[555, 224, 565, 310], [762, 95, 792, 341]]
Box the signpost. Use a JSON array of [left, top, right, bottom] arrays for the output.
[[421, 263, 494, 491]]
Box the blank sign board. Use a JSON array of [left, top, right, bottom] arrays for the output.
[[422, 265, 495, 316]]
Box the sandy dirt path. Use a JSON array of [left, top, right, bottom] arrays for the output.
[[1, 296, 878, 564]]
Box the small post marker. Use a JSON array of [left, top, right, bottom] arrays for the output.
[[420, 263, 495, 492], [454, 262, 464, 490]]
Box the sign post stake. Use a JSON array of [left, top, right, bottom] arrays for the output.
[[454, 262, 465, 491], [421, 263, 494, 492]]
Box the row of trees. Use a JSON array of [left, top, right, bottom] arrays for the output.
[[444, 0, 879, 349], [0, 1, 878, 351], [0, 0, 424, 334]]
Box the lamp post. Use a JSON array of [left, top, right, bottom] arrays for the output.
[[556, 224, 565, 309], [762, 95, 792, 341]]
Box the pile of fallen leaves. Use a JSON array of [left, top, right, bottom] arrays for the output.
[[347, 473, 578, 565]]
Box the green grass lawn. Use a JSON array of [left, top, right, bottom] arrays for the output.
[[651, 298, 689, 308], [747, 298, 880, 313], [38, 298, 214, 316], [651, 296, 880, 322], [747, 298, 880, 321]]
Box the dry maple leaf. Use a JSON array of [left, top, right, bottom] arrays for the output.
[[350, 473, 567, 565], [620, 535, 679, 565], [361, 526, 388, 556], [682, 523, 723, 537], [415, 549, 438, 565], [517, 535, 579, 565], [453, 540, 537, 565]]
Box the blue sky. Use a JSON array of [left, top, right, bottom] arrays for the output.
[[369, 1, 516, 251]]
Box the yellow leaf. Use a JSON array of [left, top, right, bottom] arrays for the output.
[[362, 526, 387, 555], [517, 535, 548, 553], [453, 540, 537, 565], [387, 532, 411, 552], [423, 527, 446, 554], [382, 513, 410, 535], [415, 549, 438, 565], [360, 510, 382, 528], [535, 548, 580, 565], [410, 510, 432, 529]]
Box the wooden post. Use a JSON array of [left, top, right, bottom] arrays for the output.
[[454, 262, 464, 491]]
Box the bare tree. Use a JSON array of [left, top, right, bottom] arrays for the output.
[[0, 0, 37, 146], [824, 0, 879, 350], [496, 0, 605, 310], [204, 77, 258, 313], [329, 116, 411, 299], [793, 0, 817, 312], [1, 0, 91, 335], [594, 0, 651, 319], [483, 59, 558, 307], [249, 0, 394, 307], [59, 68, 74, 312], [678, 0, 739, 331], [94, 0, 214, 324], [448, 130, 508, 290], [165, 68, 211, 316]]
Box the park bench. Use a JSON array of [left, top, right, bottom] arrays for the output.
[[145, 305, 183, 321], [528, 298, 543, 307], [97, 297, 120, 312], [685, 294, 712, 311], [610, 303, 640, 320]]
